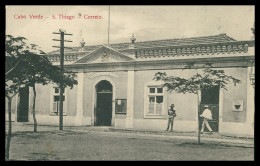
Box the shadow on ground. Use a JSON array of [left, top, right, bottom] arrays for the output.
[[176, 142, 253, 149]]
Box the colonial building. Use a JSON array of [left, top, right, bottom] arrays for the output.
[[7, 33, 255, 136]]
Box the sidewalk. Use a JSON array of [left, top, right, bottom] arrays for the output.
[[107, 127, 254, 146], [7, 123, 254, 146], [108, 127, 254, 139]]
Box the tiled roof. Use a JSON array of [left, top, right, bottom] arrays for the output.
[[48, 34, 236, 54]]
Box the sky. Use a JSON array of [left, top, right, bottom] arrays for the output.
[[6, 5, 255, 53]]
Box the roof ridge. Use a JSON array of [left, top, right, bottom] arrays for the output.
[[48, 34, 235, 54], [79, 34, 231, 48], [126, 34, 231, 44]]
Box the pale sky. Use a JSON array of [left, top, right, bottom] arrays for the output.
[[6, 5, 255, 53]]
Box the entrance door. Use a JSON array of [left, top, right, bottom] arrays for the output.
[[95, 80, 113, 126], [17, 87, 29, 122], [199, 86, 219, 132]]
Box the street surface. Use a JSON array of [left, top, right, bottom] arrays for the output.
[[8, 129, 254, 161]]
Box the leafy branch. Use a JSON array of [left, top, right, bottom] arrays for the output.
[[153, 66, 241, 94]]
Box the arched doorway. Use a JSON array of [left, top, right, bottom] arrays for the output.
[[95, 80, 113, 126]]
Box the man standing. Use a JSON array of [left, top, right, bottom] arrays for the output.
[[166, 104, 177, 132], [200, 105, 213, 134]]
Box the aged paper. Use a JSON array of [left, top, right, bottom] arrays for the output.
[[5, 5, 255, 161]]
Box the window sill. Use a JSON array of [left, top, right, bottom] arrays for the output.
[[49, 113, 67, 116], [115, 112, 127, 115], [144, 115, 165, 119]]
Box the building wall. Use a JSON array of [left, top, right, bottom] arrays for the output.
[[82, 73, 94, 117], [66, 85, 77, 116], [5, 95, 17, 121], [133, 67, 248, 131], [5, 96, 17, 114], [221, 67, 247, 123], [134, 69, 199, 121], [133, 69, 199, 131], [6, 62, 252, 135], [26, 83, 78, 125], [82, 71, 128, 119], [33, 84, 51, 115], [219, 67, 253, 136]]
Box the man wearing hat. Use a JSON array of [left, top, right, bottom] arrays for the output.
[[166, 104, 177, 132], [200, 105, 213, 134]]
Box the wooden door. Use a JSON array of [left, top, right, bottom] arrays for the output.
[[96, 92, 112, 126], [17, 87, 29, 122]]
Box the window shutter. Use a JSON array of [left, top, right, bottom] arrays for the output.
[[53, 101, 59, 113]]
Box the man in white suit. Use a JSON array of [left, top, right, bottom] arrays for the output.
[[200, 105, 213, 134]]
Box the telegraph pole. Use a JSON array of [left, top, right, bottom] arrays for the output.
[[52, 29, 72, 130], [107, 5, 110, 46]]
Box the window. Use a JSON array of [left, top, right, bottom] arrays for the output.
[[150, 88, 155, 93], [54, 87, 65, 94], [146, 87, 164, 116], [51, 87, 66, 116], [55, 88, 59, 93], [54, 96, 65, 102]]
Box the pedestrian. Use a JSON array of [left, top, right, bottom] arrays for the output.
[[166, 104, 177, 132], [200, 105, 213, 134]]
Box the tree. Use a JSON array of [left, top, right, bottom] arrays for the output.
[[5, 35, 31, 160], [18, 47, 77, 133], [5, 80, 24, 160], [153, 63, 241, 144], [5, 35, 77, 160]]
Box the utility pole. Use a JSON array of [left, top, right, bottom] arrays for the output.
[[52, 29, 72, 130], [107, 5, 110, 47]]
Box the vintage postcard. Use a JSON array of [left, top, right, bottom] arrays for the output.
[[5, 5, 255, 161]]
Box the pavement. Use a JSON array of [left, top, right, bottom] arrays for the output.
[[8, 126, 254, 160], [6, 122, 254, 147]]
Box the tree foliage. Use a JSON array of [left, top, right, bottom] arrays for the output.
[[6, 34, 78, 133], [5, 35, 77, 94], [153, 63, 241, 94]]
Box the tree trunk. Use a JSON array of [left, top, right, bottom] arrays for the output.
[[5, 97, 12, 160], [197, 92, 201, 144], [32, 84, 37, 132]]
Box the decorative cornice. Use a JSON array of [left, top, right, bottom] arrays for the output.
[[133, 41, 253, 59], [64, 56, 255, 73], [46, 54, 80, 62]]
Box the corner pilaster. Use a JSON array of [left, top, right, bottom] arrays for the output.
[[75, 72, 84, 126], [126, 70, 134, 128]]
